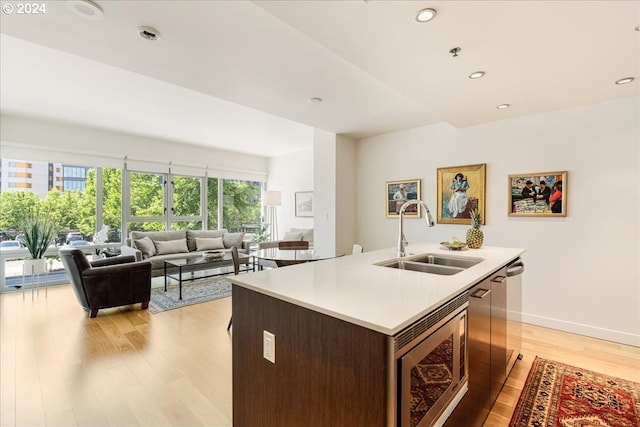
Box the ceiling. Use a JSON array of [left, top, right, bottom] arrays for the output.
[[1, 1, 638, 157]]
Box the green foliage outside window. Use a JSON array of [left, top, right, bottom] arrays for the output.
[[222, 179, 261, 232], [0, 167, 262, 240]]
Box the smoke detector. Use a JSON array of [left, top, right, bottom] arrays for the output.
[[66, 0, 103, 20]]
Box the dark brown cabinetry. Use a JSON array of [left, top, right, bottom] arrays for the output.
[[232, 286, 389, 427], [232, 263, 518, 427], [444, 268, 508, 427]]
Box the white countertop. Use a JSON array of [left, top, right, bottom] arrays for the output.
[[230, 242, 525, 335]]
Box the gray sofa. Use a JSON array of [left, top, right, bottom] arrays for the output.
[[121, 229, 248, 277], [258, 228, 314, 249]]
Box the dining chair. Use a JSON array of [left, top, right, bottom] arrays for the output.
[[352, 244, 364, 254], [227, 246, 240, 331], [278, 240, 309, 250]]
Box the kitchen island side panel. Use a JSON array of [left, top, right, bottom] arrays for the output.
[[232, 285, 389, 427]]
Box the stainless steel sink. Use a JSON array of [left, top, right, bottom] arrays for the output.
[[375, 253, 484, 275], [381, 260, 464, 275], [408, 253, 483, 269]]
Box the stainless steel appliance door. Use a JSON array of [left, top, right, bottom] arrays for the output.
[[400, 309, 466, 427]]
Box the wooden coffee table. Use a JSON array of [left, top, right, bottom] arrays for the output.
[[164, 253, 251, 300]]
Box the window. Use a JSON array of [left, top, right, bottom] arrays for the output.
[[127, 171, 165, 231], [1, 156, 265, 291], [207, 177, 219, 230], [102, 168, 121, 242], [126, 171, 205, 232], [170, 175, 203, 230], [222, 179, 261, 232]]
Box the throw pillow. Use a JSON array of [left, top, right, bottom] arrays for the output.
[[283, 231, 303, 241], [196, 237, 225, 251], [133, 236, 157, 259], [223, 232, 245, 249], [154, 239, 189, 255]]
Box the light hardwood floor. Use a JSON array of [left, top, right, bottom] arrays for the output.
[[1, 284, 638, 427]]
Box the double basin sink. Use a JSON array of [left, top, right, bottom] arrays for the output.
[[375, 253, 484, 275]]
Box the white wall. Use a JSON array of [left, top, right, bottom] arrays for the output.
[[335, 134, 357, 254], [355, 97, 640, 346], [267, 148, 314, 240], [0, 115, 268, 181], [312, 129, 337, 254]]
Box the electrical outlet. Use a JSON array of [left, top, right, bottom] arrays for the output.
[[263, 330, 275, 364]]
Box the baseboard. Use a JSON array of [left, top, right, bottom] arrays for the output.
[[521, 312, 640, 347]]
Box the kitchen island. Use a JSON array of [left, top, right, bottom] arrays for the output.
[[229, 242, 524, 427]]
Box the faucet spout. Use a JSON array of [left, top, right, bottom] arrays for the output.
[[397, 200, 435, 257]]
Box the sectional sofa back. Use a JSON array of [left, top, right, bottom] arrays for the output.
[[128, 229, 245, 254]]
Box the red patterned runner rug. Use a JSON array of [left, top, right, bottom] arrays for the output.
[[509, 357, 640, 427]]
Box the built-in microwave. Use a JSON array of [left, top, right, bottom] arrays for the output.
[[388, 292, 469, 427]]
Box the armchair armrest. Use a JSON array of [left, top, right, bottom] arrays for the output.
[[90, 255, 136, 268], [120, 245, 143, 261], [83, 260, 151, 277]]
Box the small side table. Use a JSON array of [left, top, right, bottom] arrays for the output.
[[22, 260, 48, 300]]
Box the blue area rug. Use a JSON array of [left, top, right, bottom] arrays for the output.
[[149, 278, 231, 314]]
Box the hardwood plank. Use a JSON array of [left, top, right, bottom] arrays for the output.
[[1, 284, 638, 427]]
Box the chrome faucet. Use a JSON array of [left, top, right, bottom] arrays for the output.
[[398, 200, 435, 257]]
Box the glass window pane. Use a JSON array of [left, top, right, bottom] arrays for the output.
[[102, 168, 122, 243], [129, 172, 164, 217], [207, 177, 219, 230], [172, 175, 201, 217], [222, 179, 261, 232], [170, 221, 203, 231], [127, 221, 165, 232]]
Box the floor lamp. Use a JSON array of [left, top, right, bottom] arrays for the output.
[[264, 190, 281, 241]]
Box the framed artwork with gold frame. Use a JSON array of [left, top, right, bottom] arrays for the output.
[[437, 163, 486, 224], [508, 171, 567, 217], [385, 179, 421, 218]]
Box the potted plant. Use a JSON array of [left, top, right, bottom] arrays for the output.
[[252, 220, 270, 244], [19, 209, 56, 275]]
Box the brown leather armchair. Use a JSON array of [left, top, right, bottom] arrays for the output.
[[59, 247, 152, 318]]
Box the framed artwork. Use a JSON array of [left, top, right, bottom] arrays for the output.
[[295, 191, 314, 217], [508, 171, 567, 217], [437, 163, 486, 224], [385, 179, 421, 218]]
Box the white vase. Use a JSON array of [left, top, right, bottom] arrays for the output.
[[24, 258, 46, 275]]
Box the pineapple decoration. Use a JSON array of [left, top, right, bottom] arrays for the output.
[[466, 208, 484, 249]]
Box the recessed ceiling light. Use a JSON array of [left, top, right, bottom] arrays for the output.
[[138, 26, 161, 41], [66, 0, 103, 20], [415, 8, 437, 23], [496, 104, 511, 109], [615, 77, 635, 85], [469, 71, 485, 79], [308, 97, 323, 104], [635, 25, 640, 31]]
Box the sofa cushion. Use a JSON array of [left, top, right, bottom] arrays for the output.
[[154, 239, 189, 255], [133, 236, 157, 259], [291, 228, 314, 242], [223, 232, 245, 249], [196, 237, 225, 251], [186, 229, 227, 252], [283, 231, 303, 241]]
